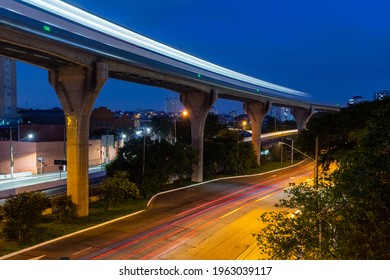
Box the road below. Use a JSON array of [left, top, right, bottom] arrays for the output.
[[0, 165, 105, 200], [2, 161, 314, 260]]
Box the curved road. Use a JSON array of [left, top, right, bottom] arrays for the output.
[[1, 161, 314, 260]]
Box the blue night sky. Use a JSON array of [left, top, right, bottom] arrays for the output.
[[16, 0, 390, 113]]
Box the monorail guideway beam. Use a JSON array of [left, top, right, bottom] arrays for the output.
[[49, 62, 108, 217]]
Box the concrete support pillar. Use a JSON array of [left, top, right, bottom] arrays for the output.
[[180, 90, 217, 182], [49, 62, 108, 217], [292, 106, 313, 131], [243, 101, 271, 165]]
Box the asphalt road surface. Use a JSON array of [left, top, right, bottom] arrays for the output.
[[2, 161, 314, 260]]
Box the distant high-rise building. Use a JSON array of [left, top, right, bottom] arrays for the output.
[[374, 90, 390, 100], [164, 97, 184, 114], [0, 56, 19, 125], [229, 110, 238, 118], [268, 106, 293, 122], [348, 95, 363, 105]]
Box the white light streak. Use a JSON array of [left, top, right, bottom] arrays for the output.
[[21, 0, 308, 97]]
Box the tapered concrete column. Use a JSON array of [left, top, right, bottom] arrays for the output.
[[49, 62, 108, 217], [292, 106, 313, 131], [243, 101, 271, 165], [180, 90, 217, 182]]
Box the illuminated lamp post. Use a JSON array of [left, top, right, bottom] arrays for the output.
[[242, 120, 247, 131], [278, 137, 318, 185], [174, 109, 189, 143], [142, 128, 151, 185], [285, 137, 294, 164]]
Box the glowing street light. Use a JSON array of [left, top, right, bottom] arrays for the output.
[[142, 127, 152, 185], [20, 133, 34, 141], [242, 120, 247, 131], [174, 110, 189, 143]]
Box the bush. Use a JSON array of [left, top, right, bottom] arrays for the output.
[[1, 192, 50, 240], [51, 195, 77, 223], [101, 171, 140, 210]]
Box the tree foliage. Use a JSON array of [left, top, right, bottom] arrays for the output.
[[297, 98, 390, 168], [256, 99, 390, 259], [255, 180, 344, 260], [106, 139, 193, 198], [151, 115, 172, 141], [203, 130, 257, 178], [51, 195, 77, 223], [330, 102, 390, 259], [0, 192, 50, 240], [100, 171, 140, 210]]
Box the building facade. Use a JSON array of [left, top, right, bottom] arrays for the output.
[[164, 97, 184, 114], [374, 90, 390, 100], [90, 106, 133, 135], [0, 56, 19, 125]]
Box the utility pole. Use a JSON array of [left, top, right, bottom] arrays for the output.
[[314, 136, 319, 188], [9, 128, 14, 179], [291, 139, 294, 164]]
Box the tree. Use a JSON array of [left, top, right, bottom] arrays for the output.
[[0, 192, 50, 240], [297, 98, 390, 168], [330, 102, 390, 259], [151, 115, 172, 141], [106, 138, 193, 198], [204, 113, 225, 140], [203, 129, 258, 177], [51, 195, 77, 223], [171, 142, 194, 185], [255, 180, 344, 260], [203, 140, 226, 178], [100, 171, 140, 210], [256, 99, 390, 259], [238, 141, 258, 170]]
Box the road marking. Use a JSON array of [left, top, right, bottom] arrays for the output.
[[29, 254, 46, 260], [72, 246, 93, 255], [255, 194, 273, 202], [220, 206, 244, 219]]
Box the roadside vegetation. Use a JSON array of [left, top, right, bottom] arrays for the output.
[[255, 98, 390, 259]]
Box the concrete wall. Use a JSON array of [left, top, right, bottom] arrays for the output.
[[0, 139, 118, 175]]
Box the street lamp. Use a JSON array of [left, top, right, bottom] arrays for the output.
[[20, 133, 34, 141], [174, 110, 189, 143], [278, 137, 318, 187], [285, 137, 294, 164], [278, 141, 315, 162], [280, 137, 321, 254], [142, 127, 151, 185], [120, 133, 127, 148], [242, 120, 247, 131]]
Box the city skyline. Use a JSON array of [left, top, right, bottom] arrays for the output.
[[15, 0, 390, 113]]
